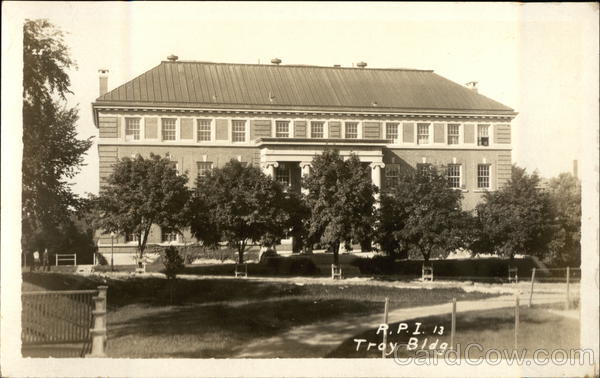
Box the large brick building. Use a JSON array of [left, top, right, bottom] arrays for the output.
[[92, 56, 515, 263]]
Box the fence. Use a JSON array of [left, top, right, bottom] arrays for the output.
[[55, 253, 77, 266], [22, 286, 108, 358]]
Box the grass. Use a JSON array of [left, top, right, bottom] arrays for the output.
[[22, 272, 499, 358], [326, 303, 580, 358]]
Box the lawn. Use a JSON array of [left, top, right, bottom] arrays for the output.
[[327, 303, 580, 358], [22, 272, 499, 358]]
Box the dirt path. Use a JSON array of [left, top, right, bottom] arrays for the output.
[[234, 291, 573, 358]]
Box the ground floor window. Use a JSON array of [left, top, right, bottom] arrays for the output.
[[197, 161, 213, 178], [416, 163, 432, 177], [125, 232, 139, 243], [275, 164, 290, 187], [385, 164, 400, 187], [477, 164, 491, 189], [447, 164, 461, 189]]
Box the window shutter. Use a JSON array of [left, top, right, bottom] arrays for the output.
[[403, 122, 415, 143], [215, 119, 229, 140], [144, 117, 158, 139], [433, 123, 445, 143], [328, 121, 341, 138], [180, 118, 194, 139], [464, 123, 475, 144], [294, 120, 307, 138]]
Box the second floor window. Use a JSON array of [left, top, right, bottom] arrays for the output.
[[197, 119, 212, 142], [447, 124, 460, 145], [161, 229, 179, 243], [417, 123, 430, 145], [275, 121, 290, 138], [197, 161, 213, 178], [477, 164, 491, 189], [447, 164, 461, 189], [125, 118, 140, 140], [386, 123, 399, 141], [232, 120, 246, 142], [311, 121, 324, 138], [345, 122, 358, 139], [162, 118, 177, 141], [478, 124, 490, 146]]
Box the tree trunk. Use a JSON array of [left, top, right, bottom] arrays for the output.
[[333, 241, 340, 266], [238, 248, 244, 264]]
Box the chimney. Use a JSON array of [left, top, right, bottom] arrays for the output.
[[465, 81, 478, 93], [271, 58, 282, 65], [98, 69, 109, 97], [167, 54, 178, 61], [356, 61, 367, 69], [573, 159, 578, 178]]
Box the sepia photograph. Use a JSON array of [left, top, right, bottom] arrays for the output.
[[1, 2, 598, 377]]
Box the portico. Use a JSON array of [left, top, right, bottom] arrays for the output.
[[257, 138, 387, 191]]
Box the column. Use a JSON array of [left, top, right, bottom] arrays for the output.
[[370, 162, 385, 207], [299, 162, 312, 195], [262, 162, 279, 177]]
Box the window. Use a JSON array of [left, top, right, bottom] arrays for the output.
[[125, 232, 139, 243], [162, 118, 177, 141], [478, 124, 490, 146], [345, 122, 358, 139], [232, 120, 246, 142], [275, 121, 290, 138], [385, 123, 399, 142], [417, 163, 432, 177], [311, 121, 324, 138], [125, 118, 140, 140], [197, 119, 212, 142], [385, 164, 400, 187], [161, 229, 179, 243], [197, 162, 213, 178], [477, 164, 491, 189], [417, 123, 430, 144], [447, 124, 460, 145], [447, 164, 461, 189], [275, 164, 290, 187]]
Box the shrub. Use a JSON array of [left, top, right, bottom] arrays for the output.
[[163, 246, 184, 280]]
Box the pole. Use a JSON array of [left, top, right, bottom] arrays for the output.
[[565, 267, 570, 310], [382, 297, 389, 358], [514, 295, 519, 350], [110, 233, 115, 272], [450, 298, 456, 351], [528, 268, 536, 307]]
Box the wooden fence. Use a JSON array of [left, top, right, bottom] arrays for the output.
[[22, 287, 106, 357]]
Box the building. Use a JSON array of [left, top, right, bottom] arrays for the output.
[[92, 56, 515, 263]]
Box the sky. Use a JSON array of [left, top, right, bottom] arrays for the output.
[[4, 2, 599, 196]]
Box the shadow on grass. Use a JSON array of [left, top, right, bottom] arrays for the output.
[[107, 298, 375, 358]]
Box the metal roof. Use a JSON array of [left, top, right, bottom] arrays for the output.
[[94, 61, 515, 114]]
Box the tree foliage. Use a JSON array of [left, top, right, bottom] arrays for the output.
[[546, 173, 581, 267], [303, 150, 376, 265], [22, 19, 93, 253], [94, 154, 190, 258], [376, 166, 470, 261], [474, 165, 555, 260], [191, 160, 292, 264]]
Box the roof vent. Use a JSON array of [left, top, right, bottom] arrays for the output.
[[356, 61, 367, 69], [167, 54, 179, 62], [271, 58, 282, 65], [333, 64, 341, 68], [465, 81, 478, 93]]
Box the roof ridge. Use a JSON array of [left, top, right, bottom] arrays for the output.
[[161, 60, 434, 72]]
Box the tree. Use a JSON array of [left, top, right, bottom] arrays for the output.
[[376, 165, 469, 262], [191, 160, 291, 264], [22, 19, 93, 253], [303, 150, 376, 265], [474, 165, 555, 260], [95, 154, 190, 260], [546, 173, 581, 267], [163, 246, 185, 304]]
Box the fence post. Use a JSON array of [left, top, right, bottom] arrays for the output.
[[528, 268, 536, 307], [565, 267, 570, 310], [514, 295, 519, 350], [450, 298, 456, 351], [382, 297, 389, 358], [86, 285, 108, 357]]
